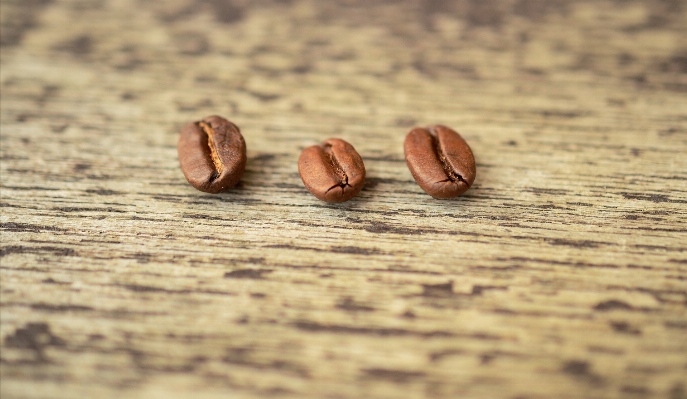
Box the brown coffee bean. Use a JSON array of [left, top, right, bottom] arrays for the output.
[[177, 115, 246, 193], [298, 138, 366, 203], [404, 125, 476, 199]]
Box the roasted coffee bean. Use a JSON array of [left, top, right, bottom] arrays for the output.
[[178, 115, 247, 193], [298, 138, 366, 202], [404, 125, 476, 199]]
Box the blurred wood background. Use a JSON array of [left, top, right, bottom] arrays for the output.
[[1, 0, 686, 398]]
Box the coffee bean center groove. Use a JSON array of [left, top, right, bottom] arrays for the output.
[[323, 144, 351, 195], [198, 121, 223, 180], [431, 128, 467, 185]]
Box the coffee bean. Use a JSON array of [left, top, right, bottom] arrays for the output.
[[298, 138, 366, 202], [404, 125, 476, 199], [178, 115, 246, 193]]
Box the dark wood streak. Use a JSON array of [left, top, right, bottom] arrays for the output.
[[292, 321, 456, 338]]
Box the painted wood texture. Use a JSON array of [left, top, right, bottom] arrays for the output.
[[1, 1, 686, 398]]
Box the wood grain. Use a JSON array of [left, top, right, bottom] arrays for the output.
[[1, 0, 686, 398]]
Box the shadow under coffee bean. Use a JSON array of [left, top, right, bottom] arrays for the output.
[[404, 125, 476, 199], [298, 138, 366, 203], [178, 115, 247, 193]]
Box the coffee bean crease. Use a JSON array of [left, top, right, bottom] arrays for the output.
[[431, 128, 468, 185], [198, 121, 224, 179], [323, 143, 353, 196]]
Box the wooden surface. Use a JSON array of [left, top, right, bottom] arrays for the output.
[[1, 0, 687, 398]]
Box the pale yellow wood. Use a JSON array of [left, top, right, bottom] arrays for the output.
[[1, 1, 686, 398]]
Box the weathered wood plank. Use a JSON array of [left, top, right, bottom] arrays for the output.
[[1, 0, 686, 398]]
